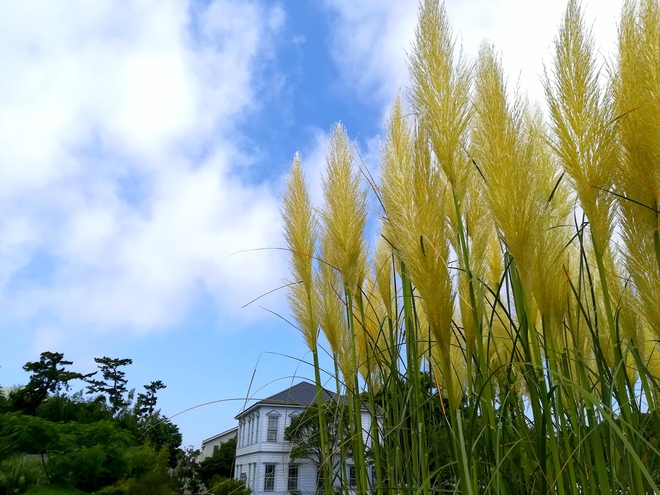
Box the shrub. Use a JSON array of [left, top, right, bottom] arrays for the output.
[[92, 484, 126, 495], [207, 476, 250, 495], [0, 454, 44, 495]]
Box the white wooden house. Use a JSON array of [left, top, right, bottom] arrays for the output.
[[198, 426, 238, 461], [232, 381, 372, 495]]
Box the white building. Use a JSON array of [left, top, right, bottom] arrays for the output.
[[198, 426, 238, 461], [233, 381, 372, 495]]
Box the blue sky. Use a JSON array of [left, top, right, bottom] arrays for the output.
[[0, 0, 621, 449]]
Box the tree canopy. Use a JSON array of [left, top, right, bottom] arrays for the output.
[[0, 351, 183, 494], [197, 437, 237, 486], [9, 352, 92, 415]]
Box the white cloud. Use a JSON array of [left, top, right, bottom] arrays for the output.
[[445, 0, 621, 106], [0, 0, 289, 338], [324, 0, 418, 105], [325, 0, 621, 110]]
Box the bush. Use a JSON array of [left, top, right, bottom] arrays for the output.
[[207, 476, 250, 495], [92, 485, 126, 495], [121, 445, 173, 495], [196, 438, 235, 486], [0, 454, 44, 495], [24, 485, 87, 495], [121, 474, 173, 495]]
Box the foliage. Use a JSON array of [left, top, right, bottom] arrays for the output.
[[0, 413, 62, 462], [47, 421, 134, 492], [196, 438, 236, 486], [0, 390, 9, 414], [0, 414, 135, 489], [92, 485, 127, 495], [284, 403, 348, 478], [120, 445, 173, 495], [0, 454, 44, 495], [135, 381, 166, 418], [172, 447, 202, 495], [24, 485, 88, 495], [1, 354, 182, 494], [136, 413, 182, 468], [86, 357, 134, 416], [207, 476, 250, 495], [35, 393, 112, 424], [9, 352, 92, 415]]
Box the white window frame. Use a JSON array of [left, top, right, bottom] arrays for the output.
[[267, 416, 278, 442], [288, 464, 299, 492], [264, 464, 276, 492], [349, 465, 357, 487]]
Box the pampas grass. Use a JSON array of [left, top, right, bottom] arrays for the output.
[[280, 0, 660, 493]]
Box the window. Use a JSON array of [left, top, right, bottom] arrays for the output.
[[264, 464, 276, 492], [287, 464, 299, 491], [349, 466, 357, 487], [213, 445, 219, 452], [316, 468, 324, 491], [267, 416, 278, 442], [288, 411, 300, 427]]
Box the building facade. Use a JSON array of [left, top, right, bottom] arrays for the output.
[[233, 381, 372, 495], [198, 426, 238, 462]]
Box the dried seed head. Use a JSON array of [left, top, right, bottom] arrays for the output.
[[282, 154, 319, 350]]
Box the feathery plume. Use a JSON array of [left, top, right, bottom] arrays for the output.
[[321, 123, 368, 294], [282, 154, 319, 350], [545, 0, 618, 253], [317, 237, 353, 380], [380, 98, 457, 405], [409, 0, 472, 204], [613, 0, 660, 339], [471, 42, 536, 287]]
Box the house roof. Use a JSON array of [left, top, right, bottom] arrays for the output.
[[201, 426, 238, 445], [235, 381, 336, 419]]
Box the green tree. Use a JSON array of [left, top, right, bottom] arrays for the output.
[[197, 437, 236, 486], [138, 412, 183, 468], [284, 402, 348, 488], [135, 380, 166, 418], [0, 389, 9, 414], [0, 412, 61, 477], [35, 391, 112, 424], [86, 357, 133, 415], [173, 446, 203, 495], [0, 412, 137, 490], [9, 352, 91, 415], [122, 444, 173, 495], [48, 420, 134, 492]]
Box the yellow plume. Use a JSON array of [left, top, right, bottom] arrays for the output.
[[282, 153, 319, 350]]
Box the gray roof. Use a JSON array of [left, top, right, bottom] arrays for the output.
[[236, 381, 336, 418]]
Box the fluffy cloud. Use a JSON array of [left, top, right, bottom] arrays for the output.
[[324, 0, 418, 105], [325, 0, 621, 110], [445, 0, 620, 106], [0, 0, 288, 337]]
